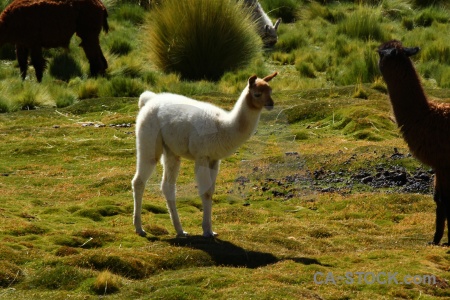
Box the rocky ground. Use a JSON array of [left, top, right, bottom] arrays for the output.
[[234, 149, 434, 201]]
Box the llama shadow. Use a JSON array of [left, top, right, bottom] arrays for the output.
[[166, 236, 329, 268]]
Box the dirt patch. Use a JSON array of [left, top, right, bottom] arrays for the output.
[[235, 148, 433, 199]]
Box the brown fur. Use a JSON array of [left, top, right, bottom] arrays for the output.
[[378, 40, 450, 245], [0, 0, 108, 82]]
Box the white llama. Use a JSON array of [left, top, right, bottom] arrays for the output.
[[132, 72, 278, 237], [244, 0, 281, 47]]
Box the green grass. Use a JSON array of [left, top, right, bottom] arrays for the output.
[[2, 85, 450, 299], [1, 1, 450, 299]]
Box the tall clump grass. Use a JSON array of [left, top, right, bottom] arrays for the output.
[[15, 84, 52, 110], [414, 6, 450, 27], [145, 0, 262, 81], [420, 40, 450, 63], [337, 6, 388, 41], [111, 3, 146, 25], [49, 52, 83, 82], [262, 0, 301, 23], [412, 0, 448, 7]]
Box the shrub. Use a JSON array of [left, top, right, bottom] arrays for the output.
[[49, 52, 83, 82], [145, 0, 262, 81]]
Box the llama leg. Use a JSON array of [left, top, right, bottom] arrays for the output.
[[132, 127, 163, 236], [442, 174, 450, 246], [30, 47, 46, 82], [79, 36, 108, 76], [195, 158, 220, 238], [132, 163, 156, 236], [161, 150, 186, 237], [432, 174, 447, 245], [16, 46, 29, 80], [445, 197, 450, 246], [432, 198, 446, 245]]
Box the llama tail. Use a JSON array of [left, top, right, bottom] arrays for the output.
[[138, 91, 157, 109]]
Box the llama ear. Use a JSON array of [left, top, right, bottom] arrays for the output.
[[404, 47, 420, 57], [248, 75, 258, 87], [274, 18, 281, 30], [263, 72, 278, 82], [264, 24, 270, 33]]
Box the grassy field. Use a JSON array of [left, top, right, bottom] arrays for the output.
[[1, 0, 450, 299]]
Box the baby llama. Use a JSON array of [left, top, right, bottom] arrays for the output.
[[0, 0, 109, 82], [378, 40, 450, 245], [132, 72, 278, 237]]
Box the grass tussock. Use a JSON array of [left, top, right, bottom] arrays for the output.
[[48, 52, 83, 82], [0, 261, 23, 287], [145, 0, 262, 80], [30, 265, 91, 290], [337, 6, 388, 41], [92, 270, 122, 295]]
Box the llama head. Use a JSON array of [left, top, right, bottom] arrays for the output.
[[246, 72, 278, 111], [262, 18, 281, 47], [377, 40, 420, 68]]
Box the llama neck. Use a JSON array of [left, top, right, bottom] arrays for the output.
[[381, 57, 430, 127], [224, 87, 262, 145]]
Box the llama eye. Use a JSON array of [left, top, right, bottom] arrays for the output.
[[254, 93, 262, 97]]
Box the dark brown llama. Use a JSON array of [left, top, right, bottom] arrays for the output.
[[377, 40, 450, 246], [0, 0, 109, 82]]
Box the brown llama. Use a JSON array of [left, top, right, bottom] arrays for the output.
[[377, 40, 450, 246], [0, 0, 109, 82]]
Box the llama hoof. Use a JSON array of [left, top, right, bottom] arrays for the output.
[[428, 241, 444, 246], [176, 231, 189, 238], [203, 232, 218, 238], [136, 230, 147, 237]]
